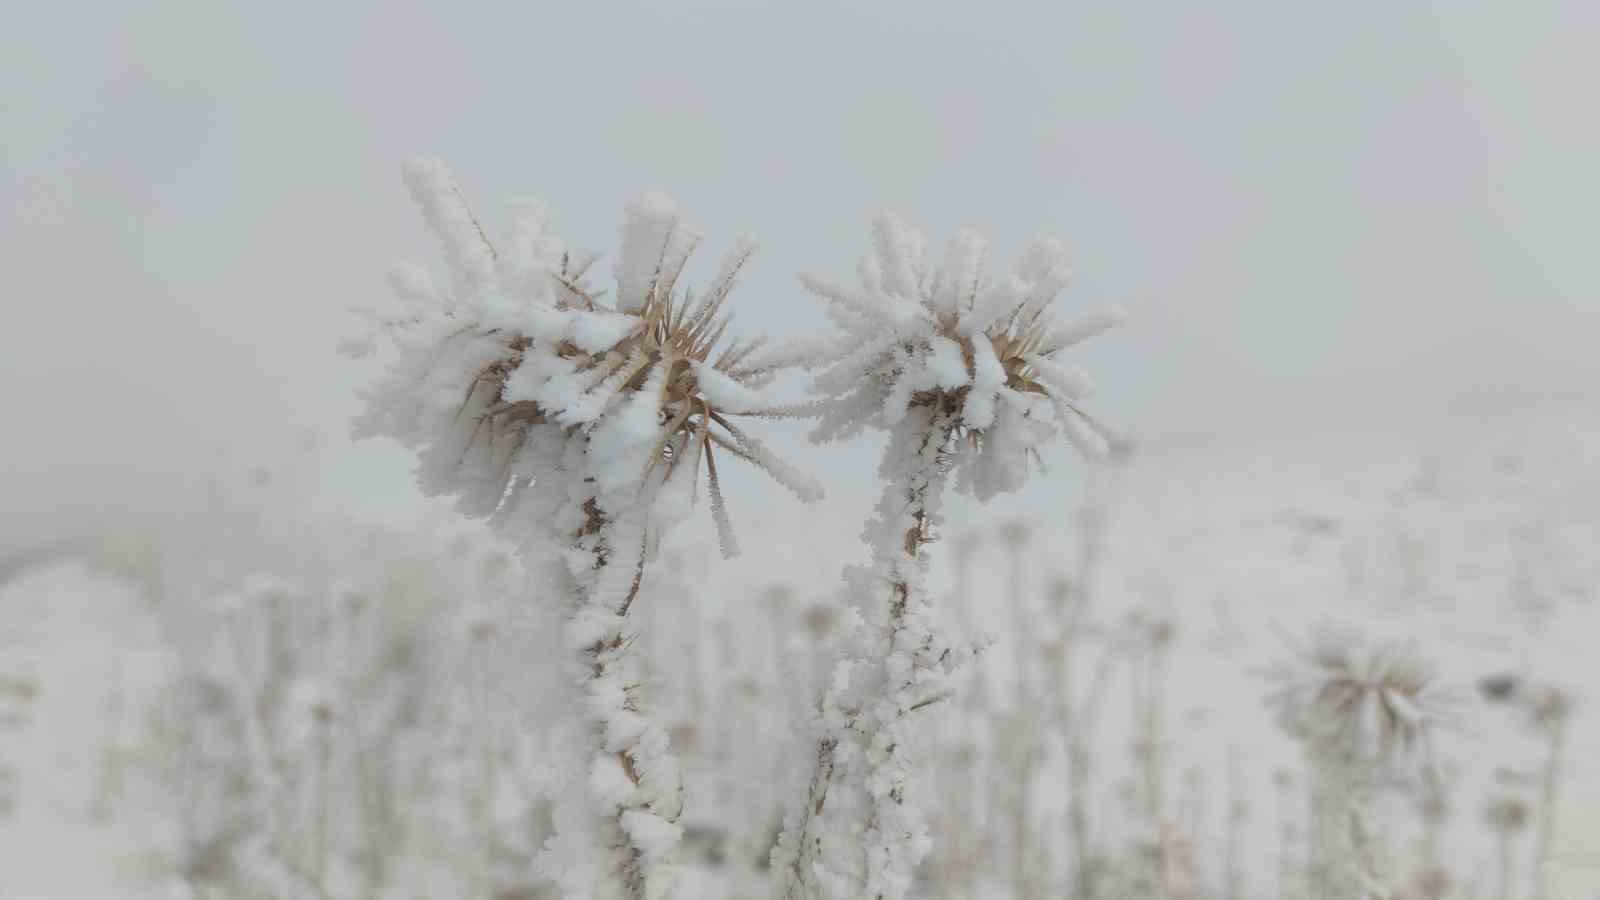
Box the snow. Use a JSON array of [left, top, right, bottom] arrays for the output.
[[931, 228, 988, 320], [400, 156, 497, 300], [1043, 304, 1129, 352], [802, 214, 1123, 512], [621, 810, 685, 862], [9, 149, 1596, 899], [614, 191, 692, 313], [958, 273, 1030, 338], [4, 409, 1597, 898], [691, 360, 770, 415], [385, 260, 439, 311], [1025, 354, 1095, 400], [0, 561, 182, 900], [570, 310, 645, 354]]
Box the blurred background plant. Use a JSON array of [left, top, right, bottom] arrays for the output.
[[3, 411, 1596, 898]]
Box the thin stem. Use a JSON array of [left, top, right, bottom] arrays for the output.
[[568, 496, 682, 900], [1224, 748, 1245, 900], [1306, 752, 1374, 900], [1497, 828, 1516, 900], [777, 406, 961, 900], [1275, 773, 1299, 900], [1530, 708, 1567, 900]]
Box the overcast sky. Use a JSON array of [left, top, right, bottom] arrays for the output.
[[4, 1, 1597, 552]]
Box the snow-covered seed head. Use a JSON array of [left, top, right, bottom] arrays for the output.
[[1262, 622, 1451, 765], [801, 213, 1125, 500], [351, 160, 822, 550], [551, 195, 824, 515]]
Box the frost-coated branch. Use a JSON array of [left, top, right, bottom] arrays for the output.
[[1305, 748, 1381, 900]]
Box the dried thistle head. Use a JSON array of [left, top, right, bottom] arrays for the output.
[[1526, 683, 1572, 730], [1477, 671, 1573, 735], [1263, 622, 1452, 765], [1483, 792, 1531, 833], [1478, 671, 1519, 703], [1397, 864, 1454, 900], [537, 197, 822, 515], [802, 213, 1125, 499], [351, 160, 820, 553]]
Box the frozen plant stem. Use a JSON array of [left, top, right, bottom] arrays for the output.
[[1060, 496, 1115, 900], [1134, 617, 1172, 828], [1223, 748, 1245, 900], [1529, 691, 1568, 900], [778, 407, 962, 900], [1306, 750, 1375, 900], [568, 492, 684, 900], [1003, 525, 1043, 900], [1497, 825, 1516, 900], [934, 534, 988, 899], [304, 700, 336, 893], [1120, 610, 1175, 896], [776, 211, 1124, 900], [1273, 771, 1301, 900], [862, 407, 963, 900]]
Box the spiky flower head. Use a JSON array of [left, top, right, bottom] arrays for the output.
[[1263, 622, 1452, 765], [798, 212, 1125, 500], [349, 158, 820, 554]]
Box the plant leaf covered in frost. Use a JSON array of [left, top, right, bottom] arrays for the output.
[[794, 213, 1126, 500]]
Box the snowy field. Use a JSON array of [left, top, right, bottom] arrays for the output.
[[2, 411, 1595, 899], [9, 2, 1599, 898]]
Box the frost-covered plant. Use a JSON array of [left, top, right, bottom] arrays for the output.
[[773, 214, 1124, 900], [349, 158, 820, 900], [1478, 672, 1574, 900], [0, 671, 38, 820], [135, 526, 561, 900], [798, 214, 1125, 492], [1263, 623, 1453, 900], [1484, 792, 1531, 900], [1264, 622, 1447, 767]]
